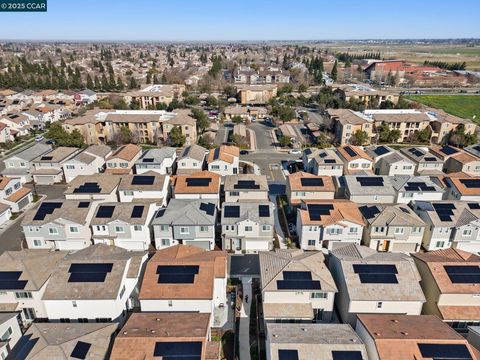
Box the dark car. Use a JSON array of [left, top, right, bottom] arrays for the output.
[[240, 150, 249, 155]]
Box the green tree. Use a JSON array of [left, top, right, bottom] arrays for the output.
[[46, 123, 84, 148], [191, 108, 210, 132], [86, 74, 94, 90], [331, 60, 338, 81], [232, 134, 249, 149], [279, 136, 292, 147], [168, 126, 186, 147], [205, 95, 218, 107], [351, 130, 369, 146], [411, 128, 431, 144], [231, 115, 243, 124], [449, 124, 477, 147], [155, 102, 168, 110], [119, 125, 132, 144]]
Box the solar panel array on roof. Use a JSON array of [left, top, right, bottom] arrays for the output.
[[0, 271, 28, 290], [142, 158, 154, 163], [353, 264, 398, 284], [213, 147, 220, 160], [234, 180, 260, 189], [373, 146, 390, 156], [199, 202, 215, 216], [78, 202, 90, 208], [155, 208, 166, 218], [277, 271, 321, 290], [332, 351, 363, 360], [404, 181, 436, 192], [460, 179, 480, 188], [72, 182, 102, 194], [33, 202, 62, 221], [132, 175, 155, 185], [408, 148, 424, 157], [424, 157, 438, 162], [68, 263, 113, 283], [319, 152, 327, 158], [468, 203, 480, 210], [441, 145, 459, 156], [224, 205, 240, 218], [356, 177, 384, 187], [131, 205, 144, 218], [156, 265, 199, 284], [278, 349, 299, 360], [40, 156, 53, 161], [307, 204, 334, 221], [259, 205, 270, 217], [186, 177, 212, 187], [70, 341, 91, 360], [95, 205, 115, 218], [153, 342, 202, 360], [432, 203, 456, 222], [444, 265, 480, 284], [344, 146, 357, 157], [324, 159, 336, 163], [359, 205, 380, 219], [300, 178, 324, 187], [418, 343, 472, 360]]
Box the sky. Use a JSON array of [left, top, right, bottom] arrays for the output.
[[0, 0, 479, 41]]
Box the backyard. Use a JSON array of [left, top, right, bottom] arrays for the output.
[[405, 95, 480, 123]]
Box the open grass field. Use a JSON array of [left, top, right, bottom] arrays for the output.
[[405, 95, 480, 122]]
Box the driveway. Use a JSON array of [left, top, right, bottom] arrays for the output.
[[229, 254, 260, 278], [241, 152, 300, 183], [248, 122, 276, 150], [239, 277, 252, 360]]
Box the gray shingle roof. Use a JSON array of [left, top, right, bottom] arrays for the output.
[[6, 143, 51, 162], [221, 202, 274, 225], [152, 199, 217, 226], [136, 147, 176, 165], [179, 144, 207, 162]]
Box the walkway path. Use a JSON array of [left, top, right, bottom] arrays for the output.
[[239, 277, 252, 360], [270, 195, 287, 249]]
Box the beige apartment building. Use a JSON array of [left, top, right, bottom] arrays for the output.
[[236, 84, 277, 105], [124, 84, 185, 109], [328, 109, 375, 145]]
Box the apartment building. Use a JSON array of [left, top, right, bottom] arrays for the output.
[[124, 84, 185, 108], [344, 175, 396, 204], [62, 144, 112, 183], [1, 143, 51, 183], [105, 144, 142, 175], [177, 144, 207, 175], [118, 172, 169, 206], [367, 109, 431, 142], [21, 200, 96, 250], [429, 108, 477, 145], [259, 250, 337, 323], [286, 172, 335, 206], [359, 204, 426, 252], [296, 200, 364, 251], [365, 145, 415, 176], [334, 83, 399, 107], [431, 145, 480, 176], [207, 145, 240, 176], [400, 147, 444, 176], [64, 174, 122, 202], [31, 146, 80, 184], [224, 174, 269, 202], [173, 171, 221, 201], [236, 84, 278, 105], [134, 147, 176, 175], [329, 244, 425, 325], [391, 175, 445, 204], [328, 109, 375, 145], [302, 147, 344, 177], [337, 145, 373, 174]]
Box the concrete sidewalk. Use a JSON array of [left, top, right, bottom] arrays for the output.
[[239, 277, 252, 360]]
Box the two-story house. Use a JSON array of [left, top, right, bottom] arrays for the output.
[[134, 147, 177, 175], [118, 172, 169, 207], [173, 171, 221, 201], [366, 145, 415, 176], [31, 147, 81, 184], [344, 175, 396, 204], [62, 144, 112, 183], [1, 143, 51, 183], [286, 172, 335, 207], [177, 144, 207, 175], [91, 202, 157, 251], [152, 199, 217, 250], [329, 244, 425, 325], [221, 201, 275, 253], [224, 174, 269, 203], [105, 144, 142, 175], [207, 145, 240, 176], [400, 147, 444, 176], [260, 249, 337, 323], [296, 200, 365, 251], [64, 174, 122, 202], [0, 312, 22, 360], [391, 175, 445, 204], [0, 176, 32, 212], [302, 148, 344, 177], [444, 176, 480, 201], [359, 204, 426, 253], [337, 145, 373, 174], [431, 145, 480, 177]]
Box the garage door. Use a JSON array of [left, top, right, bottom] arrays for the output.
[[35, 176, 55, 185], [391, 242, 417, 252], [17, 196, 30, 210]]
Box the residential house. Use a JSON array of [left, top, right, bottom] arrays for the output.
[[31, 146, 80, 185], [328, 109, 375, 145], [207, 145, 240, 176], [412, 249, 480, 332], [260, 249, 337, 323], [365, 145, 415, 176], [329, 244, 425, 325], [0, 203, 12, 226], [118, 172, 169, 207], [236, 84, 277, 105], [411, 200, 480, 252], [431, 145, 480, 176], [0, 123, 13, 143], [344, 175, 396, 204], [465, 144, 480, 159], [391, 175, 445, 204], [0, 113, 30, 137], [105, 144, 142, 175], [152, 199, 217, 250], [286, 172, 335, 206], [296, 200, 365, 251], [134, 147, 176, 175], [42, 244, 147, 323], [224, 106, 267, 121], [110, 312, 220, 360], [359, 204, 426, 252], [173, 171, 221, 201], [302, 148, 344, 177], [64, 174, 122, 202], [224, 174, 269, 202], [0, 313, 22, 360], [1, 143, 52, 183], [177, 144, 207, 175], [221, 201, 275, 253], [138, 245, 227, 329], [0, 249, 66, 325], [337, 145, 373, 174], [400, 147, 444, 176], [91, 202, 157, 251], [444, 176, 480, 201], [266, 323, 367, 360], [74, 89, 97, 105], [62, 144, 112, 183], [9, 323, 117, 360], [0, 176, 32, 212], [356, 314, 478, 360]]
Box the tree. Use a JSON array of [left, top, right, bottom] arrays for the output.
[[223, 85, 237, 98], [86, 74, 94, 90], [119, 125, 132, 144], [232, 134, 249, 149], [279, 136, 292, 148], [197, 135, 213, 149], [410, 128, 431, 144], [155, 102, 168, 110], [298, 84, 308, 92], [205, 95, 218, 108], [331, 60, 338, 81], [351, 130, 369, 146], [46, 123, 85, 148], [449, 124, 477, 147], [191, 108, 210, 132], [168, 126, 186, 147], [129, 76, 138, 89], [231, 115, 243, 124], [377, 123, 401, 143], [380, 100, 395, 109]]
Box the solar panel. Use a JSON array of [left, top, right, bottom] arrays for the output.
[[259, 205, 270, 217], [468, 203, 480, 210], [69, 263, 113, 273], [234, 180, 260, 189], [408, 148, 424, 157], [418, 343, 472, 360], [356, 177, 384, 187], [155, 209, 166, 218], [332, 351, 363, 360], [68, 272, 108, 282], [78, 202, 90, 208], [358, 273, 398, 284], [142, 158, 154, 163], [444, 265, 480, 284], [131, 205, 144, 218], [307, 204, 334, 221], [224, 205, 240, 218], [0, 271, 28, 290], [33, 202, 62, 221], [132, 175, 155, 185], [213, 147, 220, 160], [300, 178, 324, 187], [373, 146, 390, 156], [95, 205, 115, 218], [40, 156, 53, 160], [324, 159, 336, 163], [199, 203, 215, 216], [277, 279, 321, 290], [424, 157, 438, 162], [71, 341, 91, 360], [186, 177, 212, 187], [344, 146, 357, 157], [153, 342, 202, 359], [441, 145, 459, 156], [404, 182, 436, 192], [279, 349, 299, 360], [157, 265, 199, 284], [283, 271, 312, 280], [359, 205, 380, 220], [73, 182, 102, 194], [432, 203, 456, 222], [319, 152, 327, 158], [460, 179, 480, 188], [353, 264, 398, 284]]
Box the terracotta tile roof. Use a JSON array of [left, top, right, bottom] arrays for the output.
[[337, 145, 373, 162], [446, 176, 480, 196], [438, 305, 480, 321], [104, 168, 132, 175], [208, 145, 239, 164], [107, 144, 142, 162], [451, 151, 480, 165], [0, 177, 13, 190], [139, 245, 226, 300], [5, 186, 31, 203], [287, 172, 335, 192], [173, 171, 221, 195], [298, 199, 365, 226]]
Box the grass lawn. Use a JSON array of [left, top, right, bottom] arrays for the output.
[[405, 95, 480, 123]]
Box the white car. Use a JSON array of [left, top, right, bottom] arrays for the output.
[[289, 149, 302, 155], [35, 136, 44, 142]]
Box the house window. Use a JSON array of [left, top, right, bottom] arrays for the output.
[[124, 191, 134, 196], [15, 291, 32, 299], [60, 318, 70, 323], [78, 318, 88, 323], [262, 225, 271, 231], [403, 192, 414, 198], [327, 228, 342, 235], [22, 308, 36, 320], [412, 227, 422, 234], [133, 225, 143, 231], [310, 292, 327, 299], [436, 241, 445, 248], [361, 163, 370, 168], [96, 225, 106, 231], [48, 227, 59, 235], [376, 302, 383, 309], [161, 239, 170, 246], [33, 240, 42, 247], [349, 227, 357, 234], [463, 229, 472, 236], [66, 165, 75, 170], [245, 226, 253, 232], [160, 225, 168, 231], [394, 227, 404, 235], [180, 227, 189, 234], [119, 285, 126, 299], [69, 226, 79, 233], [374, 227, 385, 233], [119, 162, 128, 168], [308, 240, 316, 246], [115, 226, 125, 233], [0, 327, 12, 341], [211, 165, 220, 170], [168, 300, 173, 307], [72, 301, 77, 308], [296, 191, 306, 196], [230, 191, 239, 196], [199, 226, 208, 232]]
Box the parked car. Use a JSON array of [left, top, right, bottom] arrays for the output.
[[35, 135, 44, 142], [240, 150, 249, 155], [289, 149, 302, 155], [45, 139, 56, 145]]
